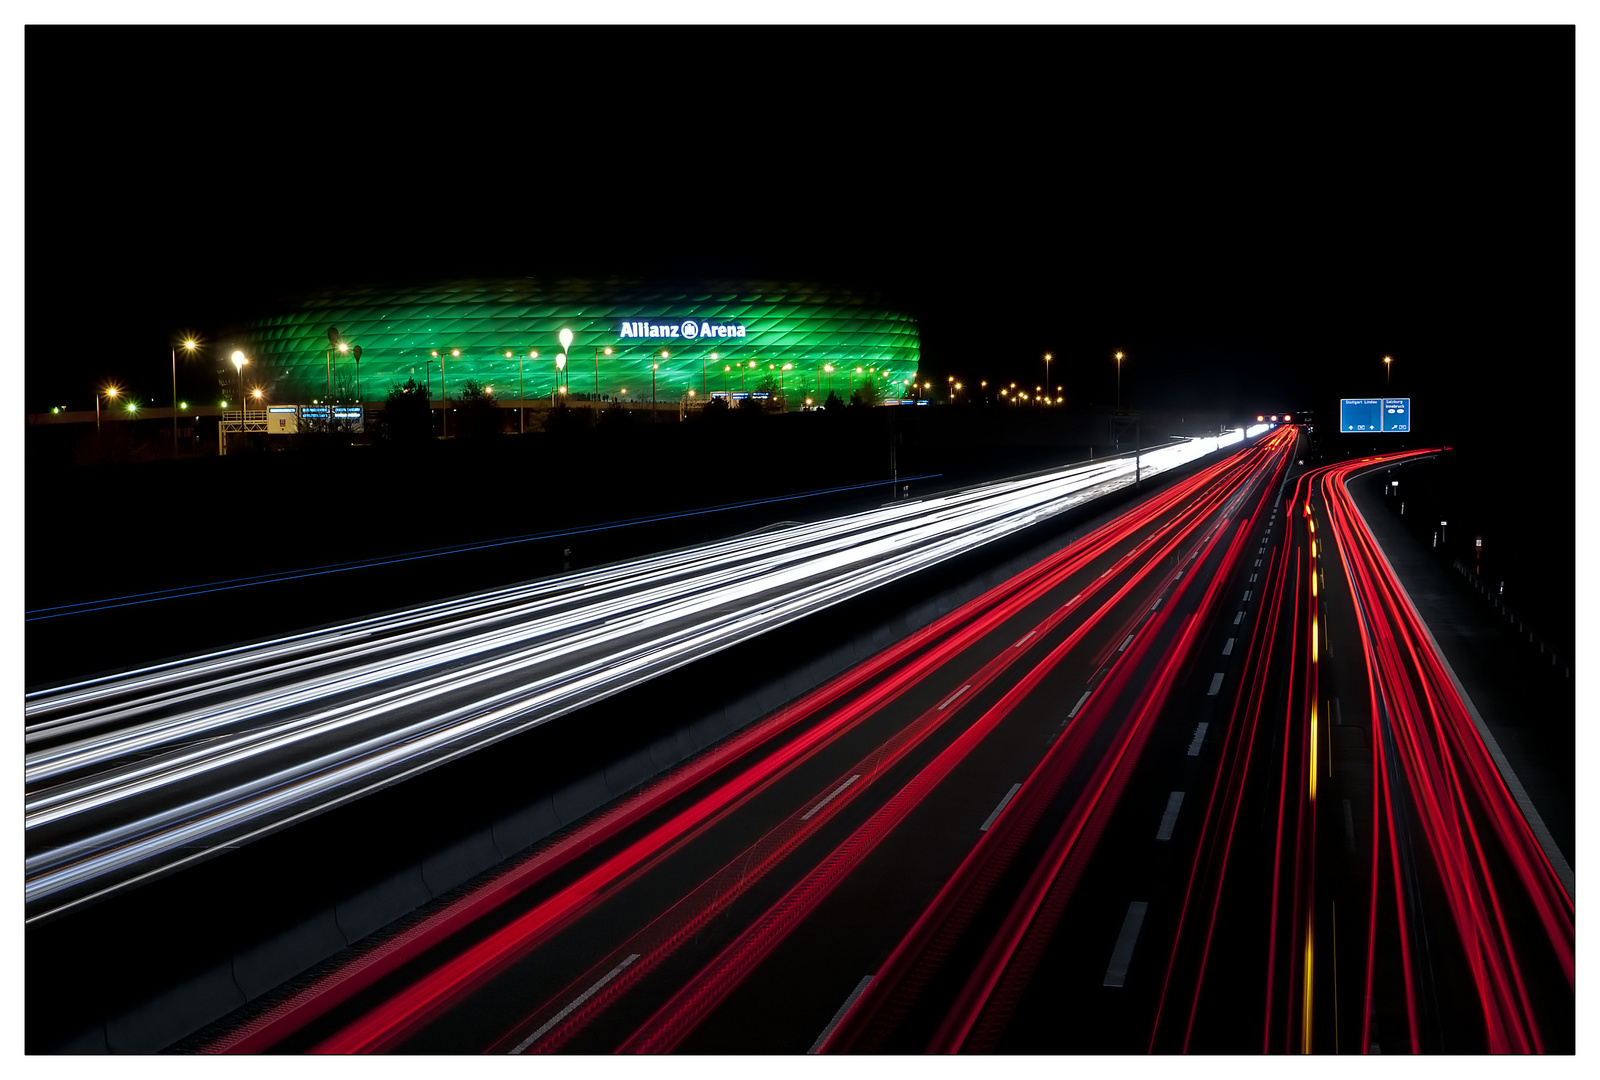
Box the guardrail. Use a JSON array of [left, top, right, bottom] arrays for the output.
[[1451, 559, 1569, 680]]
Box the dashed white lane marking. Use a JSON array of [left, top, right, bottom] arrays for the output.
[[1343, 799, 1357, 853], [1250, 573, 1257, 582], [1151, 598, 1162, 611], [1068, 690, 1092, 719], [1255, 558, 1262, 566], [510, 953, 641, 1053], [1233, 612, 1243, 625], [1155, 792, 1184, 841], [808, 975, 874, 1053], [938, 684, 972, 710], [980, 782, 1024, 832], [802, 775, 861, 820], [1012, 630, 1037, 649], [1222, 638, 1235, 656], [1187, 722, 1209, 756], [1103, 902, 1149, 987], [1243, 590, 1252, 602], [1207, 673, 1225, 695], [1332, 697, 1342, 726], [1119, 634, 1134, 652]]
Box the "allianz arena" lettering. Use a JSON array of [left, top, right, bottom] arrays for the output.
[[618, 320, 749, 341]]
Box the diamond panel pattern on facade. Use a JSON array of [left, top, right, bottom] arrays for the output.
[[231, 278, 921, 406]]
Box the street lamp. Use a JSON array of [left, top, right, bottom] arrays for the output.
[[231, 350, 249, 413], [655, 350, 666, 420], [325, 326, 338, 413], [96, 384, 120, 432], [705, 352, 717, 396], [520, 350, 539, 432], [781, 362, 792, 400], [1384, 355, 1393, 390], [1115, 351, 1125, 413], [172, 337, 197, 453], [595, 345, 612, 401]]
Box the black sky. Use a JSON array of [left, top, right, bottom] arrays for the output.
[[26, 24, 1575, 442]]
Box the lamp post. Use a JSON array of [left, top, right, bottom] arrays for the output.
[[96, 385, 119, 432], [325, 327, 338, 418], [723, 364, 731, 395], [352, 345, 362, 410], [172, 338, 196, 453], [1044, 352, 1052, 394], [824, 363, 834, 397], [1384, 355, 1392, 391], [654, 351, 666, 420], [595, 345, 612, 402], [521, 350, 538, 432], [555, 352, 567, 399], [781, 362, 792, 401], [1115, 351, 1125, 413], [231, 350, 249, 413], [705, 352, 716, 396], [558, 328, 575, 398]]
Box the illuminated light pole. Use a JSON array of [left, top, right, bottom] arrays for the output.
[[781, 362, 792, 402], [1384, 354, 1392, 391], [555, 352, 567, 401], [558, 327, 575, 397], [595, 345, 612, 402], [723, 364, 731, 395], [231, 350, 249, 413], [1044, 352, 1052, 394], [824, 363, 834, 397], [655, 350, 665, 421], [745, 359, 756, 393], [352, 345, 363, 415], [1114, 351, 1125, 413], [705, 351, 717, 396], [521, 350, 538, 433], [325, 326, 338, 419], [172, 338, 196, 454], [96, 384, 119, 433]]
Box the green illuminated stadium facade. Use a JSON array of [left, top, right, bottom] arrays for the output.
[[233, 279, 920, 408]]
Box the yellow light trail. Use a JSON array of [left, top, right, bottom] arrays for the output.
[[1303, 920, 1315, 1053], [1310, 699, 1318, 801]]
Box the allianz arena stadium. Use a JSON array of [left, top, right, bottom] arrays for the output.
[[226, 279, 921, 408]]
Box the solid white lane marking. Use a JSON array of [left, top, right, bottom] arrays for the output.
[[510, 953, 640, 1053], [1120, 634, 1134, 652], [808, 975, 874, 1053], [1155, 792, 1184, 841], [1222, 638, 1235, 656], [1187, 722, 1209, 756], [802, 774, 861, 820], [1103, 902, 1149, 987], [937, 684, 972, 711], [1012, 630, 1037, 649], [980, 782, 1024, 832], [1068, 690, 1091, 718], [1207, 673, 1224, 696], [1233, 612, 1243, 625]]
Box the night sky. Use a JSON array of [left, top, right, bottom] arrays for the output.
[[25, 24, 1573, 434]]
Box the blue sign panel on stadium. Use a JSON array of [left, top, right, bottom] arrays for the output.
[[1339, 398, 1410, 433]]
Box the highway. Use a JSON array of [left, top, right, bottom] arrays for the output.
[[195, 425, 1308, 1053], [36, 425, 1572, 1054], [25, 433, 1237, 923]]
